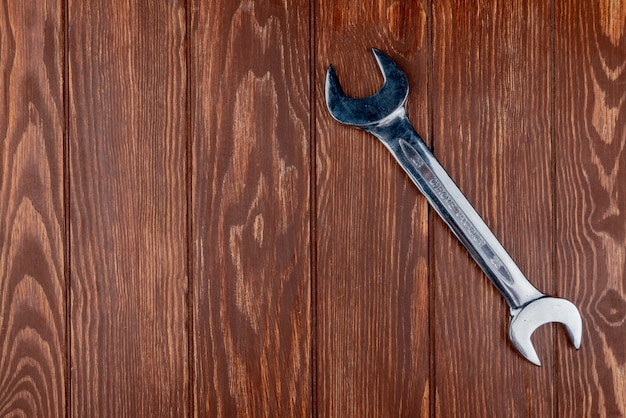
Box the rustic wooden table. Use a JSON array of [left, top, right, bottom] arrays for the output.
[[1, 0, 624, 416]]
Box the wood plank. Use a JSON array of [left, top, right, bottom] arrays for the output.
[[432, 1, 555, 416], [316, 1, 431, 416], [190, 1, 311, 416], [67, 0, 188, 416], [0, 1, 66, 416], [555, 0, 626, 416]]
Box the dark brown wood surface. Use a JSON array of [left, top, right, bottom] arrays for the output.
[[0, 1, 66, 416], [190, 1, 311, 416], [67, 0, 188, 416], [556, 1, 626, 416], [1, 0, 624, 416]]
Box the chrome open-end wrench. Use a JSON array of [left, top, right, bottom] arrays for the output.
[[325, 49, 582, 366]]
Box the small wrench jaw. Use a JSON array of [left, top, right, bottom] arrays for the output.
[[325, 49, 409, 128], [509, 297, 583, 366]]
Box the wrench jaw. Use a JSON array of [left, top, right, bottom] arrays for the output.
[[508, 297, 583, 366], [325, 49, 409, 128]]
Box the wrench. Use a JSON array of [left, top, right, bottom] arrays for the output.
[[325, 49, 582, 366]]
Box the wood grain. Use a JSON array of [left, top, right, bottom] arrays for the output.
[[431, 0, 555, 416], [316, 1, 431, 416], [190, 1, 311, 416], [555, 0, 626, 416], [0, 1, 66, 416], [2, 1, 624, 415], [67, 0, 188, 416]]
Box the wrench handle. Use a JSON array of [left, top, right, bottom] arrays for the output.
[[367, 112, 544, 310]]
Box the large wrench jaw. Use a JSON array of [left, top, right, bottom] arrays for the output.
[[509, 297, 583, 366], [325, 48, 409, 128]]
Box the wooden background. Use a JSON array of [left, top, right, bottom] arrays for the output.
[[1, 0, 624, 416]]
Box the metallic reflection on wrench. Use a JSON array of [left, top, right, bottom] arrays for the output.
[[325, 49, 582, 366]]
